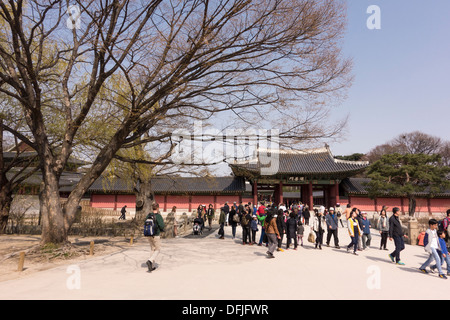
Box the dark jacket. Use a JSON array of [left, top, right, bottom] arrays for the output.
[[228, 208, 238, 225], [286, 218, 297, 238], [325, 213, 339, 230], [276, 214, 286, 235], [389, 214, 403, 238]]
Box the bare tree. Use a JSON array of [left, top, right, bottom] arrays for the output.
[[365, 131, 445, 163], [0, 0, 352, 245]]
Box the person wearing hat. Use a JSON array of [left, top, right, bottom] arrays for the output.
[[325, 207, 340, 249]]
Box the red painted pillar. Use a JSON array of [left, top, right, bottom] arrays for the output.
[[334, 182, 340, 206], [279, 181, 283, 205], [253, 180, 258, 206], [308, 181, 313, 209]]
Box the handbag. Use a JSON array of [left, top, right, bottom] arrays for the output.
[[308, 231, 315, 243]]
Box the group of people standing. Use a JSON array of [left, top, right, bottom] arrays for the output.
[[216, 201, 412, 264]]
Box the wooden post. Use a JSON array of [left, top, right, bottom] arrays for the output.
[[130, 235, 134, 245], [89, 241, 94, 256], [17, 252, 25, 272]]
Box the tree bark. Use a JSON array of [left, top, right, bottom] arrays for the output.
[[408, 196, 416, 218], [39, 172, 67, 245], [0, 190, 13, 234], [135, 178, 155, 221]]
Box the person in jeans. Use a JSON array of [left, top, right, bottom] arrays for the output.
[[419, 219, 447, 279], [388, 207, 407, 265], [361, 212, 371, 250], [228, 205, 238, 239], [347, 210, 362, 255], [377, 207, 389, 250], [312, 209, 325, 249], [432, 231, 450, 276], [264, 211, 280, 258]]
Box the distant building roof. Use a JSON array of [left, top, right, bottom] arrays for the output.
[[60, 175, 246, 194], [229, 146, 369, 179]]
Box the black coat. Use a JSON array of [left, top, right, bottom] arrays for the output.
[[276, 215, 286, 234], [286, 218, 297, 237]]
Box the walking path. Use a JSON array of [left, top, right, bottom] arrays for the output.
[[0, 223, 448, 300]]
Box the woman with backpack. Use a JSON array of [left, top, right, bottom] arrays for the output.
[[241, 205, 253, 244], [228, 205, 238, 239]]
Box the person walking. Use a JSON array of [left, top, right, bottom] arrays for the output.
[[378, 207, 389, 250], [432, 230, 450, 276], [265, 211, 281, 258], [257, 210, 267, 246], [119, 205, 127, 220], [286, 212, 298, 250], [325, 207, 340, 249], [218, 207, 226, 239], [145, 203, 165, 272], [312, 209, 325, 249], [335, 203, 344, 227], [250, 215, 259, 244], [228, 205, 239, 239], [419, 219, 447, 279], [276, 209, 286, 251], [361, 212, 371, 250], [346, 209, 362, 255], [388, 207, 407, 265], [241, 206, 252, 245]]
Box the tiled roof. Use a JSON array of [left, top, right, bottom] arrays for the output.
[[83, 176, 246, 194], [229, 147, 369, 177]]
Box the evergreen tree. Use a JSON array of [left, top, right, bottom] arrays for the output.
[[366, 153, 450, 217]]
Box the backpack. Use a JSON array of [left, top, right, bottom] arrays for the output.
[[144, 213, 158, 236], [241, 214, 249, 227]]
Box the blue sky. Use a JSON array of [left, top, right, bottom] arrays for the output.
[[330, 0, 450, 156]]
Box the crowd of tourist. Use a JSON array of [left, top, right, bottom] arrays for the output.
[[211, 201, 450, 279], [145, 200, 450, 280]]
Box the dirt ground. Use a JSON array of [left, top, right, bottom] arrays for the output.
[[0, 234, 132, 282]]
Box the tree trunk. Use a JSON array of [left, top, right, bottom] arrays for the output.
[[0, 191, 13, 234], [408, 196, 416, 218], [135, 178, 155, 221], [39, 173, 68, 245]]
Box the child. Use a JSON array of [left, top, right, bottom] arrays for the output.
[[297, 220, 304, 246], [419, 219, 447, 279], [250, 215, 259, 245], [431, 230, 450, 276], [361, 212, 371, 250]]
